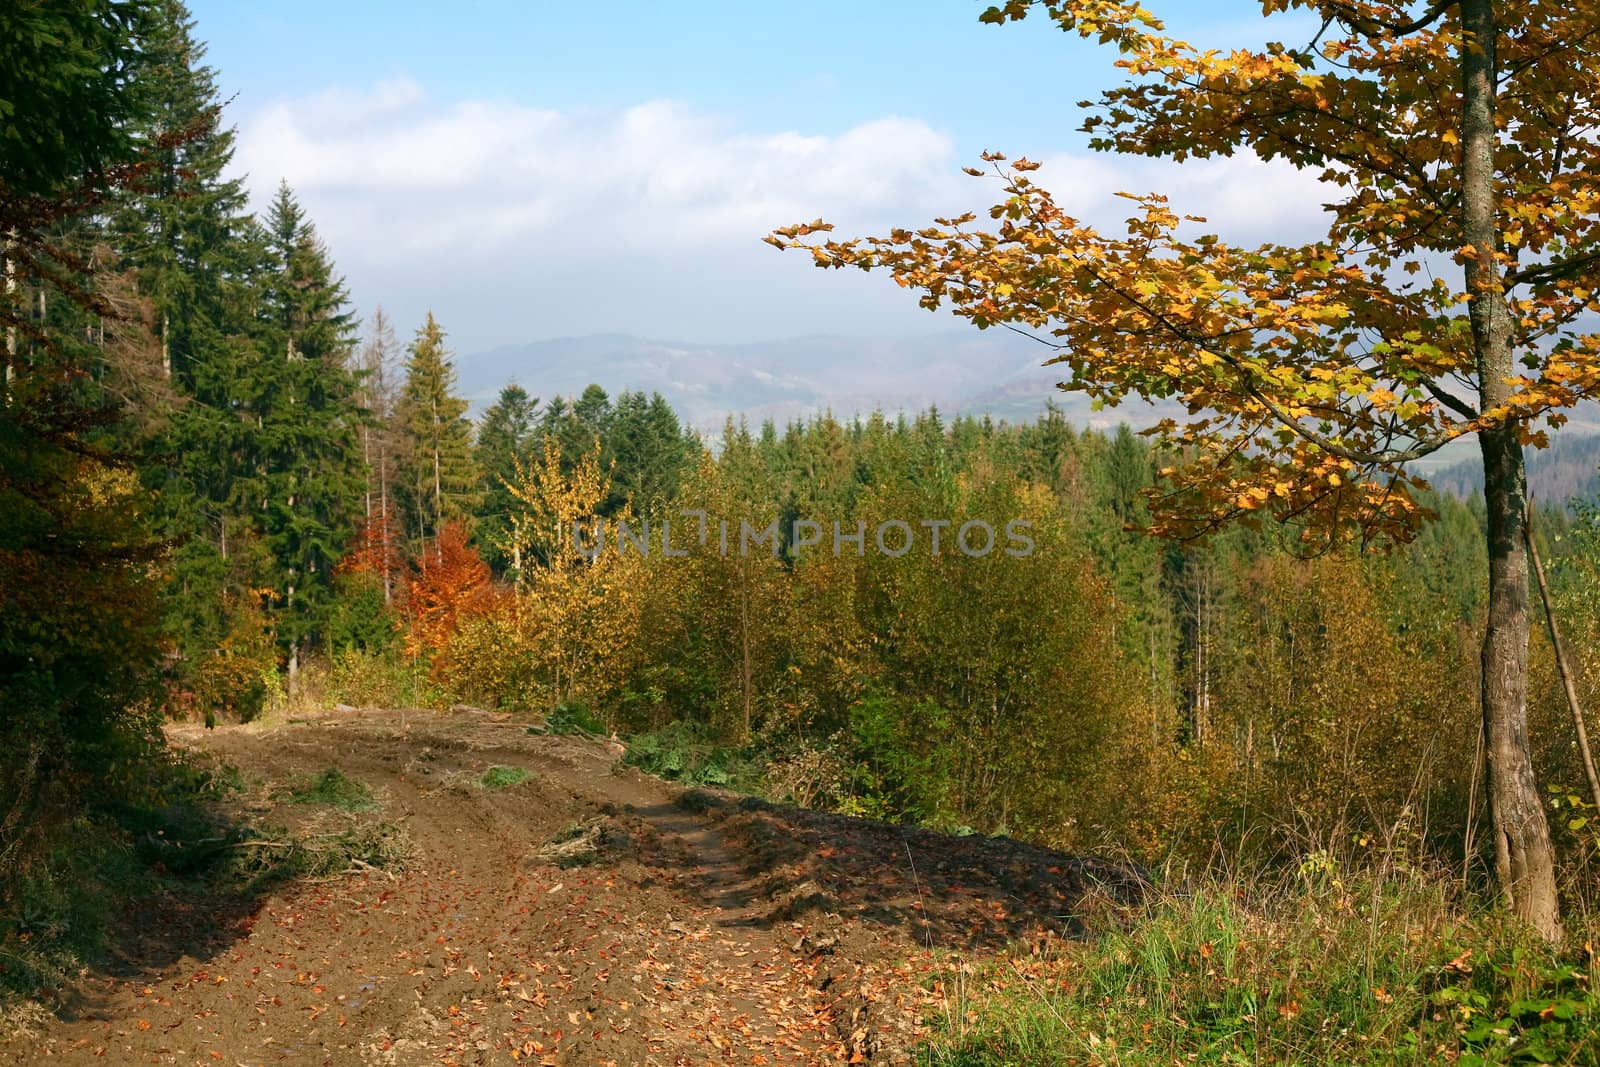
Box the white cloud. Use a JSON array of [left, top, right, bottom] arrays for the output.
[[231, 80, 1334, 350]]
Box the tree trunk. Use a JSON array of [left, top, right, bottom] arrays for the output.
[[1462, 0, 1561, 940], [3, 229, 15, 406], [432, 395, 443, 564]]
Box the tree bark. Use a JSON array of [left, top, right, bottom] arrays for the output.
[[1462, 0, 1561, 940]]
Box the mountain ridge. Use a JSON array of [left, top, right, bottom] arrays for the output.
[[456, 329, 1171, 433]]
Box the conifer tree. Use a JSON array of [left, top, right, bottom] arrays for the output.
[[475, 382, 539, 573], [606, 390, 697, 516], [250, 181, 364, 683], [398, 312, 478, 556], [108, 0, 248, 382], [104, 0, 267, 697]]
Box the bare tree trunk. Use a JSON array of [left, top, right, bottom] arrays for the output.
[[739, 574, 753, 743], [1462, 0, 1560, 940], [3, 229, 15, 405], [432, 395, 443, 565], [1525, 502, 1600, 813]]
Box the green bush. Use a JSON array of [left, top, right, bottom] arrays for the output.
[[479, 766, 531, 790], [622, 721, 763, 791], [546, 701, 605, 736]]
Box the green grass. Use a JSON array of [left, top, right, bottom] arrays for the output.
[[281, 768, 375, 811], [918, 864, 1600, 1066], [479, 765, 531, 790]]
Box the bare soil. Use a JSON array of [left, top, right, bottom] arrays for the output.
[[6, 708, 1135, 1065]]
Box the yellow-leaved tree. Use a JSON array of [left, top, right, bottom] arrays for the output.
[[772, 0, 1600, 937], [496, 438, 643, 712]]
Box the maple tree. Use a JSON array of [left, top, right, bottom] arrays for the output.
[[770, 0, 1597, 936]]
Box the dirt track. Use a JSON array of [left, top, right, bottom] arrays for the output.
[[7, 709, 1133, 1065]]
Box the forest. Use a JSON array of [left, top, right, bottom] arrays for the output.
[[9, 1, 1600, 1063]]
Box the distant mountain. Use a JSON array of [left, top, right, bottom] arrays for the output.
[[456, 331, 1183, 433], [457, 333, 1600, 502], [1428, 432, 1600, 505]]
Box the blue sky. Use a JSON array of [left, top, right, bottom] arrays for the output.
[[188, 1, 1329, 353]]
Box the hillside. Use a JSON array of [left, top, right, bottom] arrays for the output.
[[1426, 431, 1600, 504], [456, 331, 1185, 433]]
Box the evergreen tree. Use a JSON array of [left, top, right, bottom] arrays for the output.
[[605, 390, 696, 517], [538, 383, 612, 477], [475, 382, 539, 572], [108, 0, 249, 383], [103, 0, 268, 702], [0, 0, 175, 876], [398, 312, 478, 555], [249, 181, 364, 682]]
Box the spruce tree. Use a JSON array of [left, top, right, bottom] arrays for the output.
[[105, 0, 267, 696], [249, 182, 364, 682], [398, 312, 478, 556], [109, 0, 249, 383], [475, 382, 539, 572], [606, 390, 696, 517]]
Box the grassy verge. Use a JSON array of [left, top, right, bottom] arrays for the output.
[[918, 863, 1600, 1066], [0, 758, 239, 1001]]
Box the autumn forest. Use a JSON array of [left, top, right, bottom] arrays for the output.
[[8, 1, 1600, 1063]]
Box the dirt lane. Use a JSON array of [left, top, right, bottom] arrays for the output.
[[8, 708, 1135, 1066]]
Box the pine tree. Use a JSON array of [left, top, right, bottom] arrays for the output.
[[397, 312, 478, 556]]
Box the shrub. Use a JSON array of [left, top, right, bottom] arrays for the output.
[[479, 766, 531, 791], [623, 721, 763, 791], [546, 701, 604, 736], [279, 768, 374, 812]]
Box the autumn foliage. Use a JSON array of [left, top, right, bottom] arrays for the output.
[[770, 0, 1600, 938], [340, 499, 406, 599], [405, 521, 494, 658]]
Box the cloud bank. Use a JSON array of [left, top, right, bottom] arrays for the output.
[[233, 79, 1331, 352]]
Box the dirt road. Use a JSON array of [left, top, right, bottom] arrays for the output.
[[8, 709, 1131, 1065]]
